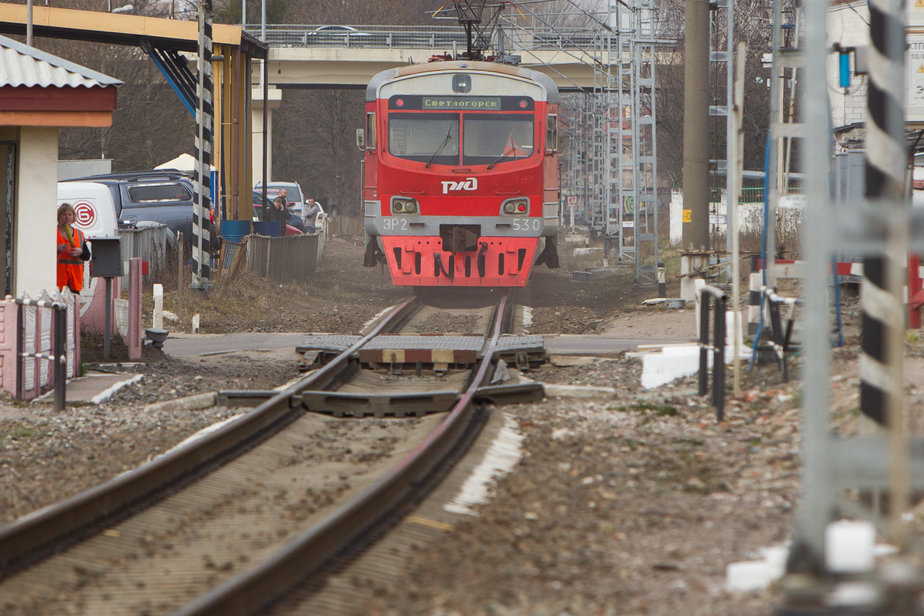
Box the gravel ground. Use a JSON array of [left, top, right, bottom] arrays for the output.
[[1, 234, 920, 615], [359, 359, 804, 616]]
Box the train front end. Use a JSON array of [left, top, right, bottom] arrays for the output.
[[362, 61, 560, 288]]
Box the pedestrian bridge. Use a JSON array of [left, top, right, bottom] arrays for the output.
[[248, 25, 614, 91]]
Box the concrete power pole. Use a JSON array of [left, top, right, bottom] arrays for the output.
[[680, 0, 711, 298]]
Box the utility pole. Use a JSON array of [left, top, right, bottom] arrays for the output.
[[680, 0, 711, 299]]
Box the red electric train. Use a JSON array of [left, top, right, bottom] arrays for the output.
[[361, 59, 561, 287]]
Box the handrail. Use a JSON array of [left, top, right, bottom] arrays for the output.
[[761, 286, 803, 382], [242, 24, 627, 51], [15, 295, 67, 412], [698, 285, 728, 422]]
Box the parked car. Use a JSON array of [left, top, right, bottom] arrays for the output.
[[252, 190, 306, 234], [64, 169, 217, 245], [304, 25, 370, 46], [254, 181, 305, 215]]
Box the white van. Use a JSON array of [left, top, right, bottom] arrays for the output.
[[57, 182, 119, 240]]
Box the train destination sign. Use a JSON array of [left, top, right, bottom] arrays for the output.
[[389, 95, 535, 111], [423, 96, 501, 109]]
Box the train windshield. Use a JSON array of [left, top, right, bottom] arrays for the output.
[[388, 113, 459, 164], [463, 115, 534, 166]]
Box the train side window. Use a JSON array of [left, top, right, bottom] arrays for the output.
[[366, 112, 377, 150], [546, 114, 558, 153]]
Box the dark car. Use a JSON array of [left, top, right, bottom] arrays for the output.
[[252, 190, 307, 233], [65, 169, 216, 243]]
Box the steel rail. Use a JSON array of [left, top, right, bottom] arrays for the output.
[[171, 295, 512, 616], [0, 297, 420, 575]]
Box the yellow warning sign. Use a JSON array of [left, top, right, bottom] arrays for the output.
[[917, 0, 924, 8], [682, 209, 692, 223], [919, 64, 924, 73]]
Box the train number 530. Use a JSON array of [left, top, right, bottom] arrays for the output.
[[512, 218, 541, 232]]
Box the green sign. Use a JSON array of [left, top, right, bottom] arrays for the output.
[[423, 96, 501, 110]]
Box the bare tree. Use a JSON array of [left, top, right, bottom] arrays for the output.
[[652, 0, 774, 184], [269, 0, 447, 215], [33, 34, 193, 172]]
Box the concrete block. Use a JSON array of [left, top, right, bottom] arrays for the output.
[[584, 267, 621, 280], [544, 384, 617, 399], [726, 545, 787, 592], [548, 355, 600, 367], [826, 520, 876, 573], [641, 344, 700, 389], [572, 247, 602, 257], [726, 560, 782, 592], [143, 391, 218, 413]]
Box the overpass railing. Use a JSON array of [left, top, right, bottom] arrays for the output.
[[244, 25, 609, 51]]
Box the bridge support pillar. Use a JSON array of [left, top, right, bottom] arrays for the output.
[[251, 86, 282, 185]]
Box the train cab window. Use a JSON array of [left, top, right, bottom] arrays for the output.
[[546, 114, 558, 153], [462, 115, 534, 166], [366, 112, 377, 149], [388, 112, 459, 164]]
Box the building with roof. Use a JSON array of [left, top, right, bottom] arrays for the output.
[[0, 33, 120, 298]]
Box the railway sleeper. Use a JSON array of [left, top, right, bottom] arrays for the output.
[[497, 349, 546, 371], [301, 390, 460, 417]]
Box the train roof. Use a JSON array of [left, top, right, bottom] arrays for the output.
[[366, 60, 559, 105]]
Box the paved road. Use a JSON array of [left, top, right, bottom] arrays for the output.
[[162, 332, 695, 360]]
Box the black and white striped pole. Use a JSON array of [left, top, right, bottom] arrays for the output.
[[862, 0, 908, 538], [192, 0, 214, 290]]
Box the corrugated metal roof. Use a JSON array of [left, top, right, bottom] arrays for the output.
[[0, 34, 121, 88]]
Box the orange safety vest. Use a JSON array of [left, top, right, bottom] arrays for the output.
[[57, 225, 86, 292]]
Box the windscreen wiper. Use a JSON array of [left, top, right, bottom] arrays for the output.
[[487, 143, 517, 170], [426, 126, 454, 168]]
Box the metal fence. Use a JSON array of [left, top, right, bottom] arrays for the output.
[[328, 216, 364, 238], [245, 234, 319, 283], [117, 225, 171, 291], [244, 25, 607, 51]]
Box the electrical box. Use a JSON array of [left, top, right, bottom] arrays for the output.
[[90, 237, 122, 278]]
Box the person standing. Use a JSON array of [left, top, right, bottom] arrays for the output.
[[56, 203, 90, 292], [265, 196, 289, 235], [303, 198, 321, 234], [279, 187, 303, 218]]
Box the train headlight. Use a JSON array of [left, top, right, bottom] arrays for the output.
[[501, 198, 529, 216], [391, 197, 419, 214], [452, 73, 472, 93]]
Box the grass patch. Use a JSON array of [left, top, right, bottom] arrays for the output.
[[3, 424, 37, 440]]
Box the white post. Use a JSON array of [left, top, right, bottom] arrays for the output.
[[730, 42, 746, 396], [153, 284, 164, 330], [694, 278, 706, 339], [748, 272, 762, 334]]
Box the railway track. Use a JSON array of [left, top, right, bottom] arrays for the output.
[[0, 293, 544, 615]]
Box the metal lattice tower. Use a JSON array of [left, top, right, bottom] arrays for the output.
[[629, 2, 659, 285], [482, 0, 664, 284]]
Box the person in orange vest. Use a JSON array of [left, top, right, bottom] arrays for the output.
[[56, 203, 90, 292]]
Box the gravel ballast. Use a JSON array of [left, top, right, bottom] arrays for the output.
[[1, 237, 917, 615]]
